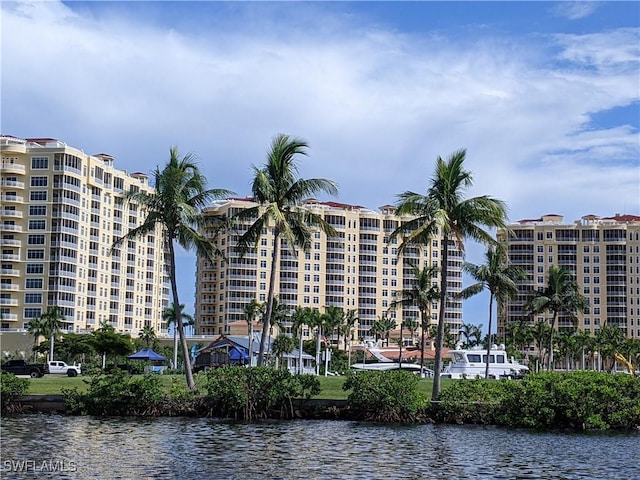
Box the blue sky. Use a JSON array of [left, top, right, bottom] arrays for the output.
[[2, 1, 639, 332]]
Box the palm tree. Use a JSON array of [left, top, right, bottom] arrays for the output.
[[139, 325, 157, 348], [531, 320, 552, 372], [234, 134, 338, 366], [527, 265, 589, 371], [291, 306, 314, 374], [163, 303, 194, 370], [114, 147, 232, 390], [272, 334, 297, 370], [596, 324, 626, 372], [458, 244, 525, 378], [26, 316, 47, 361], [243, 299, 264, 367], [393, 150, 508, 399], [40, 306, 65, 362], [375, 313, 396, 347], [341, 309, 359, 351], [390, 263, 440, 377], [322, 305, 345, 348]]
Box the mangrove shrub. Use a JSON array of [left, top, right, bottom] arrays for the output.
[[0, 372, 29, 414]]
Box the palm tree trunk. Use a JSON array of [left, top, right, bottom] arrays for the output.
[[432, 236, 449, 400], [258, 228, 280, 366], [420, 309, 426, 377], [548, 312, 557, 371], [168, 239, 195, 390], [485, 294, 494, 379], [49, 334, 54, 362]]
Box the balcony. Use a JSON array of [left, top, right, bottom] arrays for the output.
[[0, 254, 20, 261], [0, 239, 21, 247], [0, 298, 18, 305], [0, 283, 19, 291], [0, 179, 25, 189], [0, 209, 23, 218], [0, 268, 19, 276], [0, 163, 26, 175], [0, 313, 18, 321], [0, 224, 22, 232]]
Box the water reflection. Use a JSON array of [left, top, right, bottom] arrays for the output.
[[1, 416, 638, 480]]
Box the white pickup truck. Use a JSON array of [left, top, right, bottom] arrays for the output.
[[47, 361, 82, 377]]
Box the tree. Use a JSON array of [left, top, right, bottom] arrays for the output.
[[163, 303, 194, 370], [234, 134, 338, 366], [26, 317, 47, 361], [92, 323, 134, 368], [596, 324, 625, 371], [322, 305, 345, 348], [291, 306, 314, 374], [114, 147, 232, 390], [272, 334, 296, 370], [139, 325, 157, 348], [393, 150, 508, 399], [374, 313, 397, 347], [531, 320, 552, 372], [40, 306, 65, 362], [527, 265, 589, 371], [458, 244, 525, 378], [341, 309, 359, 351], [243, 299, 264, 367], [390, 263, 440, 377], [459, 323, 483, 349]]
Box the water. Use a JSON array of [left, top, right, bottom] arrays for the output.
[[1, 415, 639, 480]]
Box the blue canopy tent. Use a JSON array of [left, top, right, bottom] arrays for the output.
[[127, 348, 168, 373]]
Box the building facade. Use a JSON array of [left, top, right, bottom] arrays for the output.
[[497, 213, 640, 339], [0, 135, 169, 335], [194, 198, 463, 340]]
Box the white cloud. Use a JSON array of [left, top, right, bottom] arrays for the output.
[[2, 1, 639, 294], [552, 1, 600, 20]]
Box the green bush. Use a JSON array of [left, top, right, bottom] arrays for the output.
[[0, 372, 29, 414], [62, 370, 164, 416], [203, 366, 320, 420], [433, 372, 640, 430], [343, 370, 427, 422]]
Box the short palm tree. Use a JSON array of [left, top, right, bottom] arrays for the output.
[[114, 147, 233, 390], [341, 309, 359, 351], [527, 265, 589, 371], [531, 320, 552, 371], [40, 306, 65, 362], [393, 150, 508, 399], [163, 303, 194, 369], [139, 324, 157, 349], [234, 134, 338, 366], [458, 244, 525, 378], [243, 299, 265, 366], [390, 263, 440, 377], [26, 316, 47, 361]]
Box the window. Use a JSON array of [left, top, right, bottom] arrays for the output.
[[31, 157, 49, 169], [29, 206, 47, 216], [28, 220, 46, 230], [25, 293, 42, 303], [24, 308, 42, 318], [25, 279, 43, 289], [30, 191, 47, 201], [28, 235, 45, 245], [27, 249, 45, 259], [26, 263, 44, 274], [30, 176, 48, 187]]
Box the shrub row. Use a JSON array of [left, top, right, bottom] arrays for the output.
[[433, 371, 640, 430]]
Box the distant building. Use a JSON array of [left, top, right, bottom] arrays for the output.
[[194, 197, 463, 341], [497, 213, 640, 339], [0, 135, 169, 335]]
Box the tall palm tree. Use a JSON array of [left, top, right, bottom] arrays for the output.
[[290, 306, 314, 374], [390, 263, 440, 377], [458, 244, 525, 378], [527, 265, 589, 371], [341, 309, 359, 351], [114, 147, 232, 390], [40, 306, 65, 362], [322, 305, 345, 348], [234, 134, 338, 366], [163, 303, 194, 370], [531, 320, 552, 371], [393, 150, 508, 399]]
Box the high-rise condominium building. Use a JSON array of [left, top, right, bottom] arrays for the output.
[[195, 198, 463, 340], [0, 135, 169, 335], [497, 213, 640, 339]]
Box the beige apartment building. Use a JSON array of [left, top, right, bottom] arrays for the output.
[[497, 213, 640, 339], [195, 197, 463, 341], [0, 135, 169, 336]]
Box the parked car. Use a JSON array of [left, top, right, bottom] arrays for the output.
[[47, 361, 82, 377], [0, 359, 48, 378]]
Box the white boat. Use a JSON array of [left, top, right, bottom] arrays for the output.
[[442, 344, 529, 379], [351, 362, 434, 377]]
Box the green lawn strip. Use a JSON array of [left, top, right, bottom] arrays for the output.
[[26, 373, 452, 399]]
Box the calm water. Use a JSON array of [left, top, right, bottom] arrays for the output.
[[1, 415, 639, 480]]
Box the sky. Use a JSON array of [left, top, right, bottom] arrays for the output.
[[2, 1, 639, 332]]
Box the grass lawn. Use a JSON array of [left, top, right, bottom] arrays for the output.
[[26, 373, 452, 398]]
